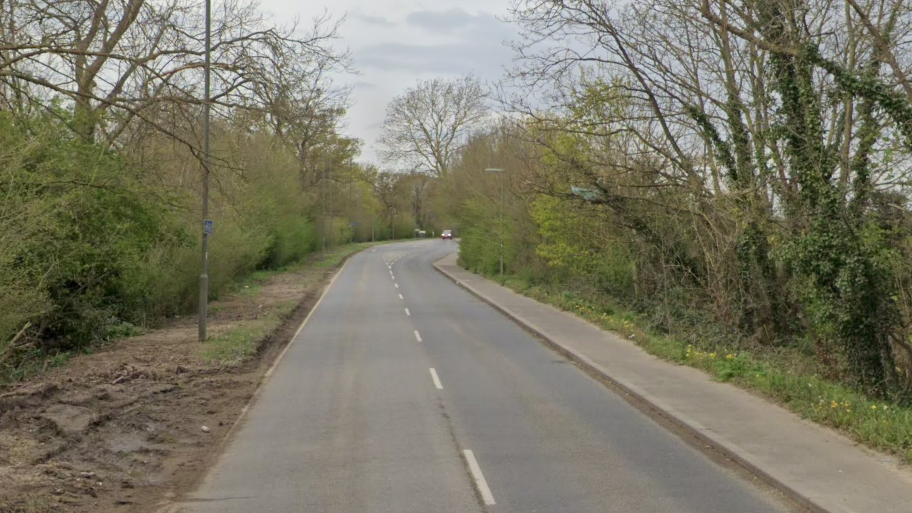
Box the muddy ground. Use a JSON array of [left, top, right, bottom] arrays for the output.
[[0, 251, 356, 513]]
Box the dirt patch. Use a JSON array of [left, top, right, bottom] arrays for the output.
[[0, 252, 352, 513]]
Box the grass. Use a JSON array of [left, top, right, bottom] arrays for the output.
[[227, 241, 394, 295], [201, 310, 286, 366], [315, 241, 394, 267], [496, 274, 912, 463]]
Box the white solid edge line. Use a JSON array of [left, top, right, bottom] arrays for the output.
[[195, 251, 353, 502], [464, 450, 496, 505], [405, 308, 410, 316], [266, 257, 349, 379], [429, 368, 443, 389], [414, 330, 422, 342], [399, 293, 404, 300]]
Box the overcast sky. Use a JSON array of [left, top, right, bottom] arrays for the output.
[[258, 0, 519, 164]]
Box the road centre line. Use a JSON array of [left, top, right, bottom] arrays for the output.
[[429, 368, 443, 389], [395, 283, 399, 288], [414, 330, 422, 342], [405, 308, 410, 316], [399, 293, 404, 300], [463, 450, 496, 505]]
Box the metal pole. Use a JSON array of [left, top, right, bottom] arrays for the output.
[[329, 157, 334, 247], [321, 151, 326, 251], [499, 172, 504, 279], [198, 0, 211, 342]]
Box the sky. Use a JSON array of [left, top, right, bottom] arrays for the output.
[[258, 0, 520, 164]]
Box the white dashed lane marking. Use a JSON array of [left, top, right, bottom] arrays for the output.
[[429, 368, 443, 389], [464, 450, 496, 505]]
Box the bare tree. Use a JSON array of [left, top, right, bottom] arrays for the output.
[[0, 0, 350, 150], [378, 74, 488, 176], [503, 0, 912, 393]]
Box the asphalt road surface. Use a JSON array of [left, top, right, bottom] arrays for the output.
[[180, 240, 794, 513]]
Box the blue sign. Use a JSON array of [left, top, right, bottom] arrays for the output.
[[203, 219, 214, 235]]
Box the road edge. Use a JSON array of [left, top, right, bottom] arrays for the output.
[[154, 247, 366, 513], [433, 257, 825, 513]]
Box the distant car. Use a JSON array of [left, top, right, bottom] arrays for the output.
[[441, 230, 453, 240]]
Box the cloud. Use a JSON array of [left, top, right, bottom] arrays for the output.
[[405, 8, 475, 31], [349, 12, 396, 27], [358, 41, 512, 77], [357, 10, 517, 77]]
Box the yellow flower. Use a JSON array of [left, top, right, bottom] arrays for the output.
[[831, 401, 838, 408], [726, 354, 734, 360], [871, 405, 877, 410]]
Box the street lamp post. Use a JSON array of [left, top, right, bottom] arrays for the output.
[[485, 168, 505, 279], [320, 152, 335, 249], [198, 0, 212, 342]]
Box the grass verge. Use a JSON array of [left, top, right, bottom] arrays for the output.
[[201, 302, 297, 366], [494, 274, 912, 463], [227, 241, 392, 294]]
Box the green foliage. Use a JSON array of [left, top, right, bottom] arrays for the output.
[[529, 195, 635, 298], [458, 195, 514, 276], [0, 110, 383, 380], [447, 54, 912, 402], [1, 113, 184, 349], [766, 49, 900, 396], [783, 212, 899, 395], [201, 307, 291, 366], [240, 134, 319, 268], [530, 196, 594, 275], [262, 216, 318, 269]]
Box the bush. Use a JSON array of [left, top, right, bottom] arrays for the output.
[[2, 118, 184, 348], [0, 112, 335, 371], [263, 217, 318, 269]]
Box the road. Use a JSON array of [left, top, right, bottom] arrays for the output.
[[178, 240, 794, 513]]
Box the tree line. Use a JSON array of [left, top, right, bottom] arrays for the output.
[[0, 0, 428, 377], [7, 0, 912, 401], [381, 0, 912, 401]]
